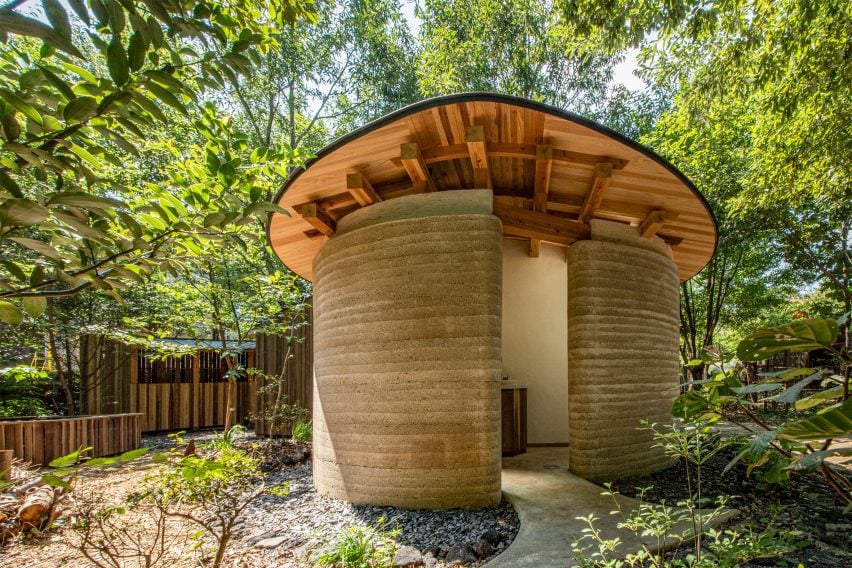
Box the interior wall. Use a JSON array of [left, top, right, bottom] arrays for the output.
[[501, 238, 569, 445]]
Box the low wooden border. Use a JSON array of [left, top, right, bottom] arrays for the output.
[[0, 413, 142, 466]]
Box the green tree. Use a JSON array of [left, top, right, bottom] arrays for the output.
[[0, 0, 315, 325], [417, 0, 617, 112]]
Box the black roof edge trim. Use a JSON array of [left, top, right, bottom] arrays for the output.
[[265, 92, 718, 280]]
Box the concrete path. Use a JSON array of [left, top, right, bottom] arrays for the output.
[[485, 448, 737, 568]]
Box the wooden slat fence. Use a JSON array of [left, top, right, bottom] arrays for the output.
[[130, 383, 254, 432], [80, 335, 134, 415], [0, 414, 141, 466], [254, 325, 314, 437], [79, 310, 313, 434]]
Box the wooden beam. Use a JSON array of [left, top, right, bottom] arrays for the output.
[[533, 144, 553, 213], [400, 142, 437, 193], [493, 202, 591, 246], [639, 209, 668, 239], [394, 142, 629, 170], [301, 202, 335, 236], [578, 162, 614, 223], [346, 173, 382, 206], [465, 125, 492, 189]]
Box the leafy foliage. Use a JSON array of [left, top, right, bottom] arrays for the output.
[[0, 364, 52, 416], [673, 314, 852, 503], [0, 0, 316, 322]]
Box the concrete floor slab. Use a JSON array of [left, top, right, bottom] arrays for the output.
[[485, 448, 738, 567]]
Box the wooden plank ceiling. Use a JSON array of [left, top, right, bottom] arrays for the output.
[[268, 95, 717, 282]]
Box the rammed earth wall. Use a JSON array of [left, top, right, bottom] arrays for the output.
[[566, 220, 680, 480], [311, 190, 503, 508]]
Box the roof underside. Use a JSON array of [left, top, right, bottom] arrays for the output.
[[268, 94, 717, 282]]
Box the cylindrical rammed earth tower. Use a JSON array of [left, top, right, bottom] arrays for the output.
[[311, 190, 503, 509], [566, 220, 680, 481]]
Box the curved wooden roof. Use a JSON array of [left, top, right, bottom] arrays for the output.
[[268, 93, 717, 282]]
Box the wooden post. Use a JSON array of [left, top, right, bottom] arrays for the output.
[[193, 353, 201, 384], [0, 449, 12, 481], [129, 348, 138, 384]]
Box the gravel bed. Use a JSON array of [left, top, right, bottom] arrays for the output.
[[141, 431, 520, 567], [607, 447, 852, 568], [236, 461, 518, 566]]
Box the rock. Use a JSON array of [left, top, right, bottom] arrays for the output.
[[393, 544, 423, 567], [422, 551, 438, 568], [481, 529, 504, 546], [825, 523, 852, 532], [472, 538, 495, 558], [255, 535, 288, 549], [445, 543, 478, 565], [246, 530, 277, 546]]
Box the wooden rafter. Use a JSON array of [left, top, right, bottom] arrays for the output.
[[494, 202, 591, 246], [400, 142, 437, 193], [465, 125, 492, 189], [346, 173, 382, 206], [578, 162, 614, 224], [301, 203, 335, 236], [530, 144, 553, 256]]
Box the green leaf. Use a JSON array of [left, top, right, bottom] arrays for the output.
[[144, 81, 187, 114], [737, 318, 839, 361], [48, 446, 91, 467], [0, 170, 23, 198], [730, 382, 783, 395], [85, 456, 118, 467], [7, 237, 66, 262], [66, 0, 91, 26], [780, 398, 852, 441], [104, 0, 126, 34], [0, 12, 84, 58], [22, 296, 47, 318], [41, 473, 72, 490], [796, 386, 844, 410], [0, 259, 27, 281], [39, 66, 76, 101], [63, 96, 98, 123], [42, 0, 72, 40], [117, 447, 149, 461], [0, 301, 23, 326], [127, 32, 146, 71], [0, 198, 50, 227], [1, 112, 22, 141], [765, 370, 827, 404], [49, 191, 123, 209], [107, 34, 130, 86], [203, 212, 227, 227], [243, 202, 289, 216]]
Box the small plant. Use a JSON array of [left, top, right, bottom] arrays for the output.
[[573, 417, 801, 567], [292, 418, 312, 443], [211, 424, 247, 450], [314, 517, 400, 568]]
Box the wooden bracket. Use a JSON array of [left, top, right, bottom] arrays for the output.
[[346, 173, 382, 206], [578, 162, 614, 224], [639, 209, 672, 239], [466, 125, 492, 189], [301, 202, 336, 236], [401, 143, 437, 193]]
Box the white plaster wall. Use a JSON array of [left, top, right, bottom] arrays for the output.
[[501, 238, 570, 445]]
